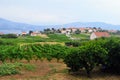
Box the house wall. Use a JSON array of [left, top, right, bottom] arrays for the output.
[[61, 30, 66, 34], [72, 29, 77, 33], [31, 34, 37, 36], [88, 29, 93, 33], [90, 33, 97, 40]]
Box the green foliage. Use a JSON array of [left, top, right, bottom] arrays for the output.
[[0, 33, 71, 45], [102, 38, 120, 74], [48, 34, 70, 42], [0, 63, 35, 76], [71, 33, 90, 40], [1, 34, 18, 38], [75, 29, 81, 34], [1, 36, 120, 76], [79, 43, 107, 76], [23, 63, 36, 71], [64, 37, 120, 76], [0, 39, 15, 45], [0, 43, 69, 62], [0, 63, 19, 76], [64, 48, 82, 72], [64, 40, 108, 76], [65, 41, 81, 47], [0, 45, 10, 62]]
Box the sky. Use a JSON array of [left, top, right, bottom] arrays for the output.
[[0, 0, 120, 25]]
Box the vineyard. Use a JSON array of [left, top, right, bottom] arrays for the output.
[[0, 36, 120, 79], [0, 44, 69, 63]]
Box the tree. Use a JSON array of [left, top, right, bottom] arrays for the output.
[[93, 27, 97, 29], [85, 29, 88, 33], [78, 44, 107, 77], [64, 48, 81, 72], [52, 28, 56, 31], [64, 41, 107, 77], [62, 28, 66, 30], [1, 34, 18, 38], [44, 28, 53, 34], [57, 29, 61, 33], [75, 29, 81, 34], [29, 30, 33, 35], [103, 38, 120, 74]]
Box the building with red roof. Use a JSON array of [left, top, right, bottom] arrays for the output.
[[90, 32, 110, 40]]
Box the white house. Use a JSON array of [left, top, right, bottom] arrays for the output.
[[79, 28, 86, 33], [88, 29, 93, 33], [90, 32, 110, 40], [0, 32, 4, 35], [21, 32, 27, 36], [60, 30, 66, 34]]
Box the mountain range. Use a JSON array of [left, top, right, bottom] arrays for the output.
[[0, 18, 120, 33]]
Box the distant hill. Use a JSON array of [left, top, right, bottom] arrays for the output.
[[60, 22, 120, 30], [0, 18, 45, 33], [0, 18, 120, 33]]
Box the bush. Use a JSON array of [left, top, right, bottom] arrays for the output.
[[65, 41, 81, 47], [102, 38, 120, 74], [64, 48, 82, 72], [0, 63, 19, 76], [1, 34, 18, 38], [64, 41, 107, 77], [0, 63, 35, 76]]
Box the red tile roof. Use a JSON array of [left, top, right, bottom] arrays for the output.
[[22, 32, 27, 35], [0, 32, 3, 35], [94, 32, 110, 37], [79, 28, 86, 30], [67, 27, 77, 29]]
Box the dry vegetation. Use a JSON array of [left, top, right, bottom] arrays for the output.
[[20, 42, 65, 47], [0, 59, 120, 80]]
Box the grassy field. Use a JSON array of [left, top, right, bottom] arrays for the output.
[[71, 33, 90, 40], [0, 34, 70, 45], [0, 60, 120, 80], [47, 34, 70, 42]]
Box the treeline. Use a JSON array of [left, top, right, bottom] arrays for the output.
[[0, 34, 18, 38]]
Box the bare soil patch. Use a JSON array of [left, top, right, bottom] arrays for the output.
[[0, 59, 120, 80]]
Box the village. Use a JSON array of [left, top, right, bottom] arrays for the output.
[[0, 27, 117, 40]]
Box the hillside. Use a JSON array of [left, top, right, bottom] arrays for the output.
[[62, 22, 120, 30], [0, 18, 44, 33]]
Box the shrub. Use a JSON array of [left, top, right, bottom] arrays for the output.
[[1, 34, 18, 38], [65, 41, 81, 47], [64, 48, 82, 72], [64, 41, 107, 77], [0, 63, 19, 76], [102, 38, 120, 74], [0, 63, 35, 76]]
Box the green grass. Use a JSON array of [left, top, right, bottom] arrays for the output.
[[0, 36, 42, 45], [0, 62, 36, 76], [0, 34, 71, 46], [110, 34, 120, 37], [0, 63, 19, 76], [71, 33, 90, 40], [47, 34, 70, 42]]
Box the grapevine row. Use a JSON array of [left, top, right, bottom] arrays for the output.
[[0, 44, 69, 62]]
